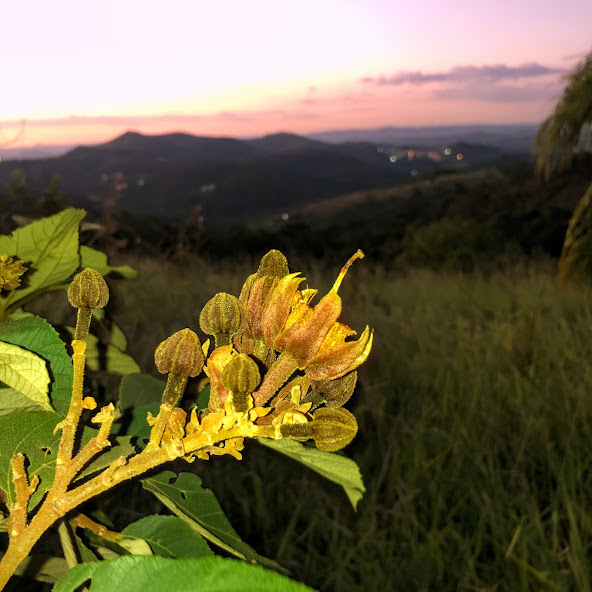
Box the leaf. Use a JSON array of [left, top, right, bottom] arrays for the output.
[[119, 373, 165, 410], [80, 527, 153, 558], [118, 373, 165, 444], [0, 341, 51, 412], [79, 246, 137, 278], [65, 328, 140, 375], [143, 471, 285, 574], [0, 411, 61, 509], [0, 316, 74, 416], [0, 208, 85, 314], [0, 411, 134, 510], [122, 515, 213, 558], [53, 556, 315, 592], [12, 554, 69, 584], [0, 387, 47, 416], [259, 439, 366, 510]]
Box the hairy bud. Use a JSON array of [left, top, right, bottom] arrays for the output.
[[314, 371, 358, 408], [312, 407, 358, 452], [68, 268, 109, 309], [199, 293, 246, 346], [155, 328, 204, 379], [256, 249, 289, 284], [221, 354, 260, 394]]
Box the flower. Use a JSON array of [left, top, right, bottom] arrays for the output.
[[259, 250, 373, 380], [0, 256, 27, 291]]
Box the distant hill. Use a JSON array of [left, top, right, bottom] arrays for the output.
[[0, 128, 528, 229], [308, 124, 539, 153]]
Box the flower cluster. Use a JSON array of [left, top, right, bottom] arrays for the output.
[[0, 256, 27, 292], [150, 249, 373, 459]]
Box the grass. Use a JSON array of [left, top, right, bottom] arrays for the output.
[[28, 254, 592, 591]]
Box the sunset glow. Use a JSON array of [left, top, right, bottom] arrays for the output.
[[3, 0, 591, 147]]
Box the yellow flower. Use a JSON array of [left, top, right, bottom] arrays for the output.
[[0, 256, 27, 291], [260, 251, 373, 380]]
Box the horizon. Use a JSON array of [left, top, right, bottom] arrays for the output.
[[2, 0, 590, 149], [5, 121, 542, 151]]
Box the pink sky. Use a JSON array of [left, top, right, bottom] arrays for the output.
[[2, 0, 590, 147]]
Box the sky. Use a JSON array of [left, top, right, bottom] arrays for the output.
[[2, 0, 591, 147]]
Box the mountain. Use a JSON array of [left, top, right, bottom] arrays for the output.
[[0, 128, 527, 229], [308, 124, 539, 153]]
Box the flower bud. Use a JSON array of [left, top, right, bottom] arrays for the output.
[[256, 248, 289, 280], [199, 293, 246, 346], [155, 328, 204, 378], [312, 407, 358, 452], [221, 353, 261, 394], [314, 371, 357, 408], [68, 268, 109, 309]]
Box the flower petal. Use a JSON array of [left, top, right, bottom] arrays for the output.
[[306, 326, 373, 381]]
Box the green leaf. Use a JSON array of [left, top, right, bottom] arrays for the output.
[[12, 554, 69, 584], [119, 374, 165, 410], [79, 246, 137, 278], [66, 328, 140, 375], [0, 411, 61, 509], [53, 556, 315, 592], [0, 411, 133, 510], [0, 316, 74, 416], [143, 471, 285, 574], [122, 515, 213, 558], [0, 387, 47, 416], [118, 373, 165, 443], [0, 208, 85, 315], [0, 341, 51, 412], [80, 528, 152, 558], [259, 439, 366, 510]]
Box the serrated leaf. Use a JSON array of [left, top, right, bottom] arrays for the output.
[[143, 471, 285, 574], [0, 208, 85, 315], [79, 246, 137, 278], [0, 341, 52, 412], [122, 515, 213, 558], [0, 411, 133, 510], [0, 316, 74, 416], [53, 556, 315, 592], [259, 439, 366, 510]]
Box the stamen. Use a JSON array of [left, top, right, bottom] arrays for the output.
[[331, 250, 364, 293]]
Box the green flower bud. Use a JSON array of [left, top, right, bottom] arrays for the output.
[[221, 353, 261, 394], [199, 292, 246, 346], [155, 328, 204, 379], [312, 407, 358, 452], [256, 249, 289, 283], [221, 353, 261, 412], [312, 371, 357, 408], [68, 268, 109, 309]]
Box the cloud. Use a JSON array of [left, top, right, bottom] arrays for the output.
[[360, 62, 565, 86], [434, 82, 563, 102]]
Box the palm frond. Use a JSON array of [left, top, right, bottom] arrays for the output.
[[533, 50, 592, 179]]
